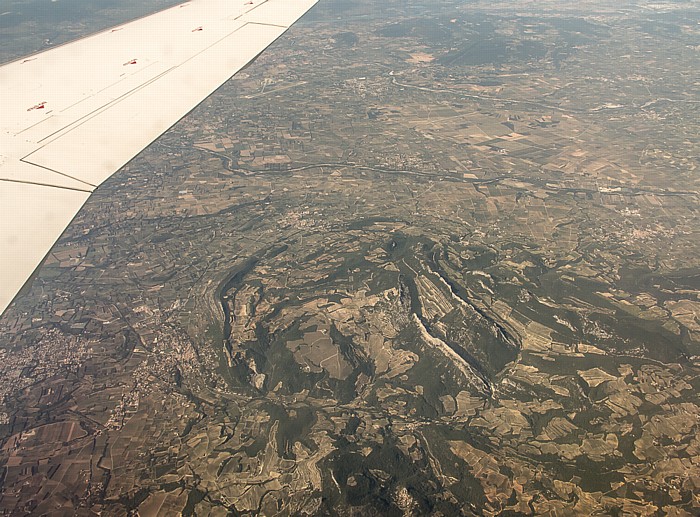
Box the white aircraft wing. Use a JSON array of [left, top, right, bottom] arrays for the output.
[[0, 0, 318, 315]]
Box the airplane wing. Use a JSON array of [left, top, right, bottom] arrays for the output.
[[0, 0, 318, 315]]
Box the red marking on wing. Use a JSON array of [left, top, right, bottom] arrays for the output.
[[123, 59, 138, 66], [27, 102, 46, 111], [192, 26, 203, 32]]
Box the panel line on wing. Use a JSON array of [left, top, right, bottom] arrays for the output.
[[21, 21, 259, 182], [17, 159, 97, 188], [0, 177, 93, 193], [15, 114, 57, 136], [164, 21, 252, 68], [26, 19, 254, 157], [58, 60, 165, 115], [31, 67, 177, 146], [28, 16, 255, 151], [245, 21, 288, 29], [230, 0, 273, 21]]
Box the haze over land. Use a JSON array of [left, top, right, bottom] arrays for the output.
[[0, 0, 699, 515]]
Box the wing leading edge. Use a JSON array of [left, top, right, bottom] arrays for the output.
[[0, 0, 318, 315]]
